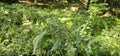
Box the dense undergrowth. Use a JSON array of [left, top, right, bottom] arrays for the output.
[[0, 2, 120, 56]]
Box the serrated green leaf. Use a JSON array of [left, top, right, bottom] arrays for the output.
[[50, 39, 61, 51], [33, 30, 47, 54]]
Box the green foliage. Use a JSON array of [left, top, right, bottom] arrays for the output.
[[0, 2, 120, 56], [90, 0, 98, 3]]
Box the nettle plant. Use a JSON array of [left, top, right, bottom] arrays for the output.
[[33, 2, 120, 56], [0, 1, 119, 56]]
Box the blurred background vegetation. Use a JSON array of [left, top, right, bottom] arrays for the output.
[[0, 0, 120, 56]]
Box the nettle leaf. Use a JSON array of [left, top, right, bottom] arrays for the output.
[[33, 30, 47, 54], [90, 0, 98, 3], [50, 38, 61, 51]]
